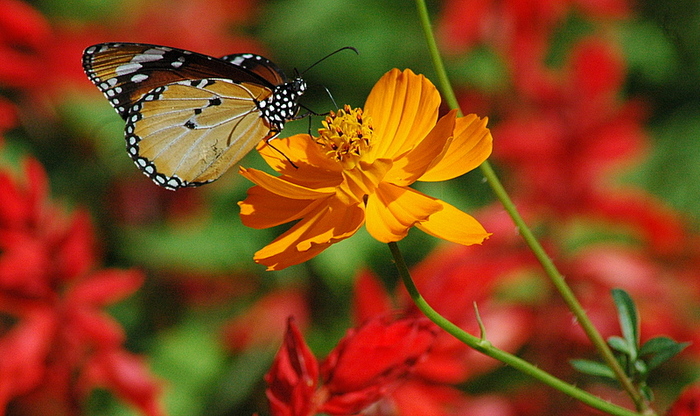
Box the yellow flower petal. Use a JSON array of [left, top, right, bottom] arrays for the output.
[[419, 114, 493, 182], [415, 200, 491, 245], [364, 69, 441, 161], [239, 167, 336, 199], [239, 186, 324, 229], [257, 135, 342, 176], [254, 197, 365, 270], [386, 110, 457, 187], [365, 183, 442, 243], [340, 158, 393, 202]]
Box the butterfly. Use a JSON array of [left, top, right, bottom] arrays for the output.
[[82, 42, 307, 190]]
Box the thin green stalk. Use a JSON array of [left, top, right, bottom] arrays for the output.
[[479, 160, 650, 413], [412, 0, 652, 413], [389, 242, 640, 416]]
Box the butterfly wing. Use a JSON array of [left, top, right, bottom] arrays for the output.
[[219, 53, 288, 86], [82, 43, 303, 190], [126, 78, 277, 189], [83, 43, 274, 119]]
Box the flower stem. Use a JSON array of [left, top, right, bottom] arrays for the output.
[[412, 0, 652, 413], [479, 160, 650, 413], [389, 242, 640, 416]]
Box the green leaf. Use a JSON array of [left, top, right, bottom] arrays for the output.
[[641, 337, 691, 371], [640, 336, 682, 355], [612, 289, 639, 349], [630, 105, 700, 222], [619, 19, 678, 85], [607, 336, 634, 356], [570, 359, 616, 379], [640, 383, 655, 403], [634, 359, 649, 378]]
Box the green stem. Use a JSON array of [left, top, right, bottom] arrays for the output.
[[412, 0, 653, 413], [479, 160, 649, 412], [389, 242, 640, 416], [413, 0, 460, 111]]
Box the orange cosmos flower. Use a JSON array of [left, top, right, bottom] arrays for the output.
[[239, 68, 493, 270]]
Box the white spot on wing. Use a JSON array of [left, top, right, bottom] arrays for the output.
[[131, 73, 148, 83], [136, 49, 167, 62], [116, 62, 142, 76]]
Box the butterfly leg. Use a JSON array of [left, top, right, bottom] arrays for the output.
[[265, 133, 299, 169]]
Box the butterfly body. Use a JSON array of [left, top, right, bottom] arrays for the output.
[[82, 43, 306, 190]]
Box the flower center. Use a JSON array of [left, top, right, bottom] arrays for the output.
[[316, 105, 373, 169]]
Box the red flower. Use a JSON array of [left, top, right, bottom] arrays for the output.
[[318, 315, 436, 415], [493, 37, 647, 216], [223, 288, 310, 353], [589, 190, 687, 256], [265, 318, 319, 416], [265, 315, 437, 416], [437, 0, 630, 54], [0, 0, 52, 89], [0, 158, 163, 416], [0, 97, 16, 146], [667, 385, 700, 416]]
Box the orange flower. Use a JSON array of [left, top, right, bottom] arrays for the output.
[[239, 69, 493, 270]]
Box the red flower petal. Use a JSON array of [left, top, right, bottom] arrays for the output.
[[66, 269, 145, 308], [265, 318, 319, 416], [319, 315, 437, 414], [352, 270, 393, 325], [666, 384, 700, 416], [81, 350, 165, 416]]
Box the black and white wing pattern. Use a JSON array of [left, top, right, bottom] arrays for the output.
[[82, 43, 307, 190]]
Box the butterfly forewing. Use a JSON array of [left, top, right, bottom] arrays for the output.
[[127, 79, 275, 188], [83, 43, 274, 119], [219, 53, 287, 86]]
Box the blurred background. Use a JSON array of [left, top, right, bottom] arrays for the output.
[[1, 0, 700, 415]]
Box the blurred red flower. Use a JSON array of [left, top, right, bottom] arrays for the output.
[[493, 37, 648, 216], [667, 385, 700, 416], [438, 0, 630, 54], [0, 0, 52, 89], [0, 158, 163, 416], [222, 288, 310, 353]]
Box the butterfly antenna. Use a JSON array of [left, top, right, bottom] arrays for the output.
[[300, 46, 358, 76], [323, 86, 339, 110]]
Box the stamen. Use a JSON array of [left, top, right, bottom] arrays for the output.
[[316, 105, 373, 169]]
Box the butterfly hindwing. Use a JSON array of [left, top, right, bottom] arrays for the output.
[[126, 78, 276, 189]]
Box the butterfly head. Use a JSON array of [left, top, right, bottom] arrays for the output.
[[260, 77, 307, 130]]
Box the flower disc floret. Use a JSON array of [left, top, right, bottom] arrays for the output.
[[316, 105, 373, 169]]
